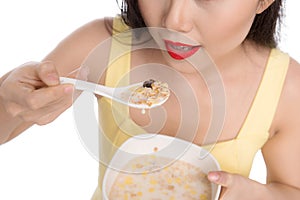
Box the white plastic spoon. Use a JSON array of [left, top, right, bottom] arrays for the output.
[[60, 77, 170, 109]]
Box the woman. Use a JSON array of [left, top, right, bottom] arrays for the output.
[[1, 0, 300, 199]]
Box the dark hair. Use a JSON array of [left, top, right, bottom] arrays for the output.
[[118, 0, 284, 48]]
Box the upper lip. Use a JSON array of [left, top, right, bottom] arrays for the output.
[[164, 40, 201, 49]]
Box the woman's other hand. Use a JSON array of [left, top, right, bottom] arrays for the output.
[[208, 171, 268, 200]]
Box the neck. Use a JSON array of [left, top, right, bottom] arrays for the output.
[[212, 42, 270, 73]]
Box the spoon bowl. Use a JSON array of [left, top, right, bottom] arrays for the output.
[[60, 77, 170, 109]]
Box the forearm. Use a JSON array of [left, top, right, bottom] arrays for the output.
[[263, 183, 300, 200]]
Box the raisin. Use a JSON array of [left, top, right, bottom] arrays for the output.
[[143, 79, 155, 88]]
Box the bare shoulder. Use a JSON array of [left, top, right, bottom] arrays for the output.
[[63, 17, 114, 43], [279, 57, 300, 118], [284, 57, 300, 92], [43, 17, 115, 75], [262, 56, 300, 187], [270, 56, 300, 135]]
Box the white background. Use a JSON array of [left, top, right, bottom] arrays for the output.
[[0, 1, 299, 200]]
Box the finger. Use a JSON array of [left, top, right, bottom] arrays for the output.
[[2, 101, 26, 118], [0, 81, 34, 107], [36, 100, 72, 125], [35, 94, 73, 125], [37, 61, 60, 86], [19, 93, 73, 125], [208, 171, 234, 188], [23, 84, 74, 110]]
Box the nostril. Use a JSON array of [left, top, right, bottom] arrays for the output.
[[163, 17, 193, 33]]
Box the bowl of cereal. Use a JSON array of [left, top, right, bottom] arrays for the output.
[[102, 134, 221, 200]]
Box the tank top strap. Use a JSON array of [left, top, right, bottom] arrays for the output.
[[237, 48, 290, 139], [105, 16, 132, 87]]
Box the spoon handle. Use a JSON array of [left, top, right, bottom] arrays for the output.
[[59, 77, 114, 98]]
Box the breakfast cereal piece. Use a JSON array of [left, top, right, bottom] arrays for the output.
[[129, 79, 170, 107], [200, 194, 208, 200]]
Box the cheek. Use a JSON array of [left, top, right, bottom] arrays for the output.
[[138, 0, 166, 27], [199, 2, 258, 55]]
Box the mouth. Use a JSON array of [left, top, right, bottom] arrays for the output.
[[164, 40, 201, 60]]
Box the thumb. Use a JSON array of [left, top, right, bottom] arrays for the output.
[[208, 171, 234, 188], [37, 61, 60, 86]]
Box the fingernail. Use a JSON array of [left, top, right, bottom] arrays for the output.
[[208, 172, 220, 182], [47, 73, 59, 84], [64, 85, 74, 94]]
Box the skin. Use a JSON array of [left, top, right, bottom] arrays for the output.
[[0, 0, 300, 199], [136, 0, 300, 199]]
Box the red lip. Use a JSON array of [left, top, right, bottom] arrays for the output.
[[164, 40, 200, 60]]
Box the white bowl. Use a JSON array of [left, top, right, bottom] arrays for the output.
[[103, 133, 221, 200]]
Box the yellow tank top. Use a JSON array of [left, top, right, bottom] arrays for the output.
[[92, 17, 289, 199]]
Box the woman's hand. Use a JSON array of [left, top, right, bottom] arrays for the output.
[[0, 61, 74, 125], [208, 171, 268, 200]]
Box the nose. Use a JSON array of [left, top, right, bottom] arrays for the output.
[[162, 0, 193, 33]]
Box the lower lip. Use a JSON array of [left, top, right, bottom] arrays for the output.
[[164, 40, 200, 60]]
